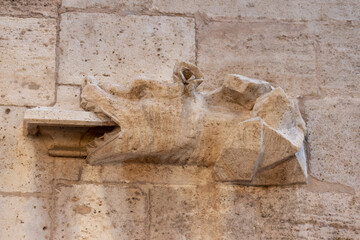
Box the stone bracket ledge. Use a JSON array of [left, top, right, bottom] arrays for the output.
[[24, 107, 116, 136], [24, 107, 116, 158]]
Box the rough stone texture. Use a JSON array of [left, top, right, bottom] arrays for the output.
[[62, 0, 151, 12], [150, 186, 215, 239], [216, 184, 360, 239], [197, 21, 317, 97], [309, 21, 360, 97], [304, 97, 360, 190], [0, 107, 53, 193], [0, 17, 56, 106], [54, 85, 82, 110], [0, 0, 59, 18], [54, 158, 84, 181], [150, 183, 360, 239], [2, 0, 360, 239], [54, 184, 147, 240], [59, 13, 195, 85], [222, 74, 272, 110], [151, 0, 360, 21], [79, 63, 307, 185], [0, 196, 51, 240], [81, 163, 212, 185]]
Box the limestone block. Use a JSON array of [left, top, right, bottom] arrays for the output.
[[0, 0, 59, 17], [0, 196, 51, 240], [197, 21, 316, 97], [151, 0, 360, 21], [54, 158, 84, 181], [54, 85, 82, 110], [62, 0, 151, 11], [0, 107, 53, 193], [304, 97, 360, 190], [80, 62, 307, 186], [215, 187, 259, 239], [309, 21, 360, 96], [54, 184, 147, 240], [0, 17, 56, 106], [216, 184, 360, 239], [236, 0, 360, 21], [59, 13, 195, 85], [150, 186, 207, 239]]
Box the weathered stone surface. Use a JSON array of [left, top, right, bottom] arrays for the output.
[[54, 184, 147, 240], [197, 21, 316, 97], [54, 85, 82, 110], [214, 119, 263, 182], [62, 0, 151, 12], [251, 147, 308, 185], [81, 163, 212, 185], [0, 196, 51, 240], [309, 21, 360, 97], [0, 17, 56, 106], [150, 186, 213, 239], [59, 13, 195, 85], [0, 107, 53, 193], [151, 0, 360, 21], [149, 183, 360, 239], [251, 87, 306, 168], [221, 74, 272, 110], [54, 158, 84, 181], [304, 97, 360, 190], [24, 107, 115, 137], [0, 0, 59, 18], [80, 63, 307, 185], [216, 184, 360, 239], [260, 123, 300, 169]]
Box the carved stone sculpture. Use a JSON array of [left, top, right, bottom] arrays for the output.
[[80, 62, 307, 185]]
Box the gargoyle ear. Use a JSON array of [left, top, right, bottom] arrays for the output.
[[173, 62, 204, 88]]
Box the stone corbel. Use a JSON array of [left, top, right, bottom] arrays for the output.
[[24, 107, 116, 157], [24, 62, 308, 186]]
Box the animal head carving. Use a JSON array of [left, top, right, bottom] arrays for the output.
[[81, 62, 307, 185]]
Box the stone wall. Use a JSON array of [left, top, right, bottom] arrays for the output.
[[0, 0, 359, 239]]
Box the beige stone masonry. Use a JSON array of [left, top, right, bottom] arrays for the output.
[[309, 21, 360, 97], [0, 196, 51, 240], [304, 97, 360, 190], [197, 21, 317, 97], [54, 184, 148, 240], [0, 17, 56, 106], [0, 0, 59, 18], [0, 107, 53, 193], [62, 0, 151, 12], [215, 184, 360, 239], [58, 13, 195, 85], [151, 0, 360, 21], [54, 85, 82, 111], [1, 0, 359, 239]]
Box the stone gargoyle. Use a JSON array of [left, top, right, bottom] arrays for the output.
[[81, 62, 308, 185]]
